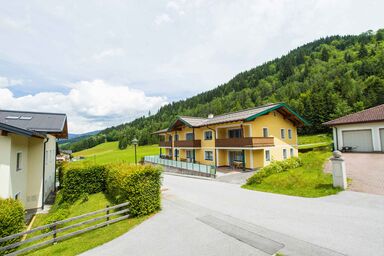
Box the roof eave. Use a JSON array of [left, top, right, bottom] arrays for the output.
[[245, 103, 310, 126]]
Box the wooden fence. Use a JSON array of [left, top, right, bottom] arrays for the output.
[[0, 202, 130, 256]]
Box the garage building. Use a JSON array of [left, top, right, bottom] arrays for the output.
[[323, 104, 384, 152]]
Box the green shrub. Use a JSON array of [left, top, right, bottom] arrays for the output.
[[246, 157, 302, 185], [0, 198, 25, 255], [106, 164, 162, 217], [61, 164, 107, 202]]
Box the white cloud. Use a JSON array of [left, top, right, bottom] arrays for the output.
[[0, 76, 23, 88], [154, 13, 173, 26], [92, 48, 125, 61], [0, 80, 168, 133]]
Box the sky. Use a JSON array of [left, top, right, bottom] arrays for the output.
[[0, 0, 383, 133]]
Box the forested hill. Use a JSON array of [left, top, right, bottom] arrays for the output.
[[62, 29, 384, 152]]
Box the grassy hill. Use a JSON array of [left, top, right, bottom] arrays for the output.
[[72, 142, 158, 165], [62, 29, 384, 153]]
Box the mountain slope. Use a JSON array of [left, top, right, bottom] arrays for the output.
[[62, 29, 384, 152]]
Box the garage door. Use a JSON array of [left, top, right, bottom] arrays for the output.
[[342, 130, 373, 152], [380, 129, 384, 152]]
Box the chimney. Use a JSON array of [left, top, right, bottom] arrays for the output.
[[208, 114, 214, 119]]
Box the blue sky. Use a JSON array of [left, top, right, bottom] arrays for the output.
[[0, 0, 383, 133]]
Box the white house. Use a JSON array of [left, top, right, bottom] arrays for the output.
[[0, 110, 68, 210], [323, 104, 384, 152]]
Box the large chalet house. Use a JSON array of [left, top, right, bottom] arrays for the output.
[[154, 103, 308, 170], [0, 110, 68, 210]]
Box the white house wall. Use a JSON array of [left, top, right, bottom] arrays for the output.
[[333, 122, 384, 152], [0, 134, 12, 199]]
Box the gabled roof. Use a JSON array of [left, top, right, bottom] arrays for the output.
[[323, 104, 384, 126], [154, 103, 308, 134], [0, 109, 68, 138]]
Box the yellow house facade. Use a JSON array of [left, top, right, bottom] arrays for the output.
[[154, 103, 308, 170], [0, 110, 68, 210]]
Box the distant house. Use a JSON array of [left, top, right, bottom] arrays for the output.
[[323, 104, 384, 152], [153, 103, 308, 170], [57, 149, 72, 162], [0, 110, 68, 210]]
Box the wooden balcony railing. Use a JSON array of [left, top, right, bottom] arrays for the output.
[[174, 140, 201, 148], [215, 137, 274, 148], [159, 141, 172, 147]]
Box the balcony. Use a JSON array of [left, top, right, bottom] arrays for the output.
[[159, 141, 172, 147], [174, 140, 201, 148], [215, 137, 274, 148]]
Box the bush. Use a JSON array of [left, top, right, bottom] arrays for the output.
[[106, 164, 162, 217], [246, 157, 302, 185], [0, 198, 25, 255], [61, 164, 107, 202]]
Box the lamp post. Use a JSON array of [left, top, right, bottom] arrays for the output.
[[132, 138, 138, 165]]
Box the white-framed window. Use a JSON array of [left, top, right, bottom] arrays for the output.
[[281, 129, 286, 139], [265, 150, 271, 161], [288, 129, 292, 139], [263, 128, 269, 137], [204, 131, 213, 140], [14, 192, 20, 200], [290, 148, 294, 157], [204, 151, 213, 161], [16, 152, 22, 171], [283, 149, 287, 159], [228, 129, 242, 138]]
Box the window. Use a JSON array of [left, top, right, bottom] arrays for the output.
[[290, 148, 294, 157], [263, 128, 269, 137], [204, 151, 213, 161], [265, 150, 270, 161], [174, 134, 179, 141], [281, 129, 286, 139], [229, 129, 242, 138], [16, 152, 22, 171], [283, 149, 287, 159], [186, 150, 193, 159], [174, 149, 179, 157], [204, 131, 213, 140], [186, 133, 194, 141], [288, 129, 292, 139], [168, 135, 172, 142]]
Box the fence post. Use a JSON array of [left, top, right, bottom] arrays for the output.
[[106, 205, 110, 226], [52, 221, 57, 244]]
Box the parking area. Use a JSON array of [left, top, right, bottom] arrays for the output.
[[325, 153, 384, 195]]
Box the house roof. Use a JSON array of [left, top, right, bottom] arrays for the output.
[[0, 109, 68, 138], [323, 104, 384, 126], [0, 122, 46, 138], [154, 103, 308, 134]]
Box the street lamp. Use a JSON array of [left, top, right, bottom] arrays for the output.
[[132, 138, 138, 165]]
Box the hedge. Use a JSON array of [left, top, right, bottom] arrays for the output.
[[0, 198, 25, 255], [61, 164, 107, 202], [106, 164, 162, 217], [246, 157, 302, 185], [59, 163, 162, 217]]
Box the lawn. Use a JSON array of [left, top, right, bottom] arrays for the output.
[[23, 193, 151, 256], [72, 142, 159, 165], [243, 151, 341, 197], [298, 134, 333, 149]]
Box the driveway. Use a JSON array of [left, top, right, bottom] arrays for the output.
[[325, 153, 384, 195], [83, 174, 384, 256]]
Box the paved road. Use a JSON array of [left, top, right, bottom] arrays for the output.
[[83, 174, 384, 256]]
